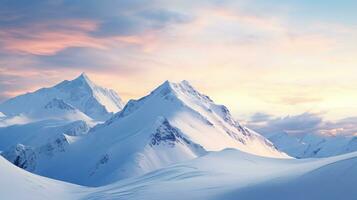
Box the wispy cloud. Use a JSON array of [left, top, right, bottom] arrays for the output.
[[245, 112, 357, 138], [0, 20, 105, 55]]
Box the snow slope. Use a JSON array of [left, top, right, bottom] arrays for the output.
[[268, 132, 357, 158], [0, 156, 85, 200], [0, 73, 124, 122], [1, 148, 357, 200], [86, 149, 357, 200], [29, 80, 286, 186]]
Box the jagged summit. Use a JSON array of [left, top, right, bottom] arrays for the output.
[[151, 80, 212, 103], [0, 73, 124, 121], [57, 72, 95, 91], [79, 72, 90, 80]]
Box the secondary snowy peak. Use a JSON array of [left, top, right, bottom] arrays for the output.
[[0, 73, 124, 121], [53, 73, 125, 119], [57, 73, 124, 112]]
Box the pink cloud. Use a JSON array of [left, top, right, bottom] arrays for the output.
[[0, 20, 108, 55], [0, 19, 163, 56]]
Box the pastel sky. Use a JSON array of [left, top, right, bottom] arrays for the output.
[[1, 0, 357, 126]]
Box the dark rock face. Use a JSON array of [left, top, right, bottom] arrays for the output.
[[63, 120, 90, 136], [150, 119, 191, 147], [2, 144, 37, 171], [39, 134, 69, 156], [44, 98, 75, 110], [90, 154, 110, 177], [1, 133, 71, 172]]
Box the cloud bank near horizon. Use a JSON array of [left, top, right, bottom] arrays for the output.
[[245, 112, 357, 138]]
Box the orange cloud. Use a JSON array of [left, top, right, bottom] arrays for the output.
[[0, 19, 163, 55], [0, 20, 108, 55]]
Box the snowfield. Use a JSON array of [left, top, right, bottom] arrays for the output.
[[0, 156, 84, 200], [1, 149, 357, 200]]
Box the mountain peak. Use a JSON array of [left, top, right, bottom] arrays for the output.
[[153, 80, 204, 98], [70, 72, 95, 88], [77, 72, 90, 81]]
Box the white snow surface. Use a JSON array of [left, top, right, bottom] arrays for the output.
[[0, 156, 84, 200], [0, 73, 124, 122], [26, 80, 286, 186], [88, 149, 357, 200], [1, 149, 357, 200]]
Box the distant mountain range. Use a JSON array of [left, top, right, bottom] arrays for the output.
[[266, 131, 357, 158]]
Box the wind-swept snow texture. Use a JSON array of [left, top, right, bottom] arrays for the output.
[[0, 156, 84, 200], [85, 149, 357, 200], [2, 149, 356, 200]]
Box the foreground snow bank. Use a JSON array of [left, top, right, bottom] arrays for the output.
[[1, 149, 357, 200], [86, 149, 357, 200], [0, 157, 85, 200]]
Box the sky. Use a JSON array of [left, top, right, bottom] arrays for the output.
[[1, 0, 357, 136]]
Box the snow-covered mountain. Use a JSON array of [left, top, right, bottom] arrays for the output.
[[268, 132, 357, 158], [21, 80, 286, 186], [1, 76, 357, 200], [1, 149, 357, 200], [0, 73, 124, 122]]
